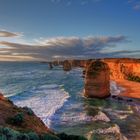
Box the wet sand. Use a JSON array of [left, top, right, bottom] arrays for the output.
[[116, 80, 140, 99]]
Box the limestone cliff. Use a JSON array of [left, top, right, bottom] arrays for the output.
[[64, 58, 140, 82], [103, 58, 140, 81]]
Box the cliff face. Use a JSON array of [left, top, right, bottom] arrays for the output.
[[66, 58, 140, 81], [103, 59, 140, 80], [84, 60, 110, 98]]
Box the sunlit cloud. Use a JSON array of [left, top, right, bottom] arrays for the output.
[[133, 4, 140, 10], [128, 0, 140, 10], [50, 0, 102, 6], [0, 30, 22, 37], [0, 35, 131, 61]]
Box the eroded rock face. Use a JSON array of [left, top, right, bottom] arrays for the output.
[[104, 58, 140, 80], [63, 60, 72, 71], [84, 60, 110, 98], [0, 93, 50, 134]]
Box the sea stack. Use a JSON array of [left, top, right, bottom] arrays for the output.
[[49, 62, 53, 69], [63, 60, 72, 71], [84, 60, 110, 98]]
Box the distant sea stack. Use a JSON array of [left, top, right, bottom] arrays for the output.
[[63, 60, 72, 71], [84, 60, 110, 98], [49, 62, 53, 69]]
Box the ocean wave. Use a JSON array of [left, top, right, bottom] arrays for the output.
[[104, 108, 133, 120], [87, 124, 128, 140], [110, 80, 125, 95], [12, 84, 70, 128], [58, 111, 110, 126]]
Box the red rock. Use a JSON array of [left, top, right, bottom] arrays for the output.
[[0, 93, 5, 100]]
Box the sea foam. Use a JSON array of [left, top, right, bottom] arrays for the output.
[[110, 80, 125, 95], [12, 84, 70, 128]]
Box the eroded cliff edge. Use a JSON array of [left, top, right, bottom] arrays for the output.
[[0, 94, 87, 140]]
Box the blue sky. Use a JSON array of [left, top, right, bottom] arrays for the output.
[[0, 0, 140, 61]]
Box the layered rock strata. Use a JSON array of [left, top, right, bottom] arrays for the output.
[[84, 60, 110, 98]]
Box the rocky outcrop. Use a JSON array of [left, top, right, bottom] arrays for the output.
[[84, 60, 110, 98], [87, 124, 128, 140], [63, 60, 72, 71], [52, 61, 60, 66], [49, 62, 53, 69], [104, 58, 140, 81]]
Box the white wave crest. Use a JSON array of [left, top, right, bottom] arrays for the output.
[[110, 80, 125, 95], [13, 84, 70, 128]]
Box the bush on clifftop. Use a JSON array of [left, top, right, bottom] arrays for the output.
[[7, 113, 24, 126], [127, 74, 140, 83]]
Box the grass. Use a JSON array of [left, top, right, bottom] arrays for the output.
[[127, 74, 140, 83]]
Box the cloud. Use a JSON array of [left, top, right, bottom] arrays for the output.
[[50, 0, 102, 6], [133, 3, 140, 10], [0, 30, 22, 37], [128, 0, 140, 10], [0, 35, 129, 61]]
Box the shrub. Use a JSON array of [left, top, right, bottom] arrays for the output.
[[42, 134, 60, 140], [7, 113, 24, 126], [0, 127, 87, 140], [1, 127, 20, 140], [0, 134, 7, 140], [27, 132, 40, 140], [57, 133, 87, 140], [127, 74, 140, 83], [23, 107, 34, 116], [17, 134, 29, 140]]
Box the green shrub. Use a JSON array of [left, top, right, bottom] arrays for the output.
[[7, 113, 24, 126], [23, 107, 34, 116], [127, 74, 140, 83], [7, 99, 14, 105], [0, 134, 7, 140], [17, 134, 29, 140], [28, 132, 39, 140], [1, 127, 20, 140], [57, 133, 87, 140], [0, 126, 87, 140], [42, 134, 60, 140]]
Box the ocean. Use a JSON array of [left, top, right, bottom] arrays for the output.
[[0, 62, 140, 139]]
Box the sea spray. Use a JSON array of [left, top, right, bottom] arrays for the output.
[[12, 84, 70, 128], [110, 80, 125, 95]]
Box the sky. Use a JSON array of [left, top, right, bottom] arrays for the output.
[[0, 0, 140, 61]]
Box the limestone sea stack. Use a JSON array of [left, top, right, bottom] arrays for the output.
[[63, 60, 72, 71], [84, 60, 110, 98], [49, 62, 53, 69]]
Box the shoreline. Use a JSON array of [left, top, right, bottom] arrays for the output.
[[115, 80, 140, 99]]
